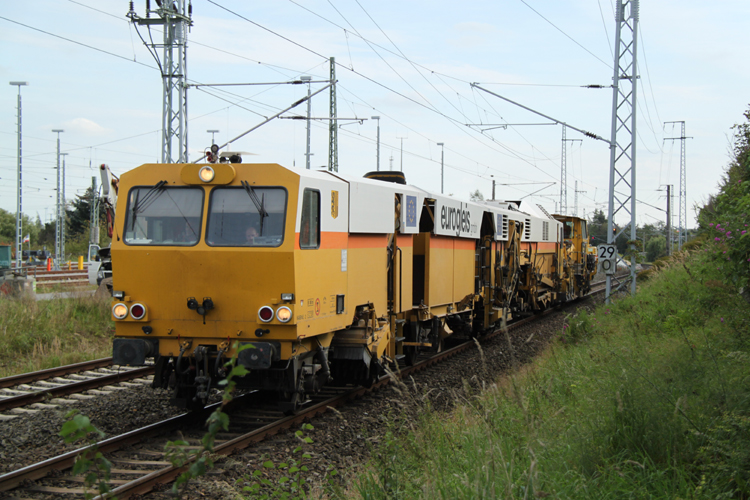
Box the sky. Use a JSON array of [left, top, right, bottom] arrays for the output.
[[1, 0, 748, 233]]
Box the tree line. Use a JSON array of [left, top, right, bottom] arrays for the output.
[[0, 187, 110, 258]]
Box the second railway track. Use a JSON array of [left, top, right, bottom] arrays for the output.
[[0, 358, 155, 418]]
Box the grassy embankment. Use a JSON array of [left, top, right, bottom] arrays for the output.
[[0, 294, 114, 378], [348, 245, 750, 499]]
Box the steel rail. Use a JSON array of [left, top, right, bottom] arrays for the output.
[[0, 405, 208, 492], [102, 310, 564, 499], [2, 288, 601, 498], [0, 358, 114, 389], [0, 365, 154, 412]]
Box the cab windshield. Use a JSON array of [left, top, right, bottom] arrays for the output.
[[123, 186, 204, 246], [206, 187, 287, 247]]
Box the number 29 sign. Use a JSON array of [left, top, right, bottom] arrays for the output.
[[597, 244, 617, 275]]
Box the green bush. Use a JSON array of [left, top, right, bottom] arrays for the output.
[[345, 250, 750, 499]]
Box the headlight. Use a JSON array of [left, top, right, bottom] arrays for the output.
[[130, 303, 147, 320], [97, 268, 104, 279], [258, 306, 274, 323], [112, 303, 128, 319], [198, 166, 215, 182], [276, 306, 292, 323]]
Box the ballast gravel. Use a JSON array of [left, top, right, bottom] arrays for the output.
[[150, 296, 603, 500], [0, 295, 602, 499], [0, 386, 185, 475]]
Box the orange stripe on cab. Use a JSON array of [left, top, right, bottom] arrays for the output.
[[294, 232, 388, 250]]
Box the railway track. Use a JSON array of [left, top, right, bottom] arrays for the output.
[[0, 358, 155, 418], [0, 290, 604, 499], [24, 267, 91, 291]]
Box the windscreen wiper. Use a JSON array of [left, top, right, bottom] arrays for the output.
[[130, 180, 167, 231], [241, 180, 269, 235]]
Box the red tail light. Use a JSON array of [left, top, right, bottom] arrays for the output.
[[130, 303, 146, 320], [258, 306, 274, 323]]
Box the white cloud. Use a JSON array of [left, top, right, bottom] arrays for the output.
[[62, 118, 113, 136]]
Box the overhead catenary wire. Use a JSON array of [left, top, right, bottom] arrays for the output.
[[2, 0, 672, 211], [0, 15, 157, 71]]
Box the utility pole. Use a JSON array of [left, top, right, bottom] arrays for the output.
[[90, 176, 99, 245], [371, 116, 381, 171], [397, 136, 407, 171], [574, 181, 586, 217], [328, 57, 338, 172], [606, 0, 639, 302], [207, 129, 219, 145], [561, 125, 567, 215], [128, 0, 193, 163], [664, 121, 689, 250], [666, 184, 672, 256], [437, 143, 445, 194], [60, 153, 68, 265], [561, 126, 582, 215], [301, 76, 312, 169], [52, 129, 64, 270], [10, 81, 27, 270]]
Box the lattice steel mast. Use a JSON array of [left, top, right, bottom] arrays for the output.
[[128, 0, 193, 163], [606, 0, 639, 302], [560, 125, 567, 214], [664, 121, 688, 250], [328, 57, 338, 172], [52, 129, 64, 270], [561, 126, 582, 215], [9, 81, 27, 270]]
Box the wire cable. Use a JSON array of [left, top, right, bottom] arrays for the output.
[[0, 15, 157, 71], [516, 0, 611, 68]]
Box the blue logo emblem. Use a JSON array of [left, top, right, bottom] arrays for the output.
[[406, 195, 417, 227]]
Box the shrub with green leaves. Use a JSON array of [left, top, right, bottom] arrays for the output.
[[238, 423, 320, 499], [698, 104, 750, 289], [344, 251, 750, 499], [59, 410, 115, 500]]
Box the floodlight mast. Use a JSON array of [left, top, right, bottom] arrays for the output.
[[128, 0, 192, 163], [9, 81, 27, 270]]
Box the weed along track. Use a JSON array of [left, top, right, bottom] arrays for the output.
[[0, 293, 600, 499]]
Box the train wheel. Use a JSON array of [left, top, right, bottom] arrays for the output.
[[404, 346, 418, 366], [279, 369, 307, 414], [361, 358, 381, 388]]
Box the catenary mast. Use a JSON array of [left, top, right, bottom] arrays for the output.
[[128, 0, 193, 163], [605, 0, 639, 303]]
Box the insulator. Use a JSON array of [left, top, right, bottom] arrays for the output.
[[188, 0, 192, 17], [129, 1, 134, 13], [631, 0, 639, 21]]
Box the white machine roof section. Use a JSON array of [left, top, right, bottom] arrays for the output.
[[294, 168, 349, 234], [295, 167, 560, 242], [325, 171, 428, 235]]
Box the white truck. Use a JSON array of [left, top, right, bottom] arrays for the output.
[[87, 164, 118, 288]]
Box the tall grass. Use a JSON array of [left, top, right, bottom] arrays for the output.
[[0, 294, 114, 377], [349, 249, 750, 499]]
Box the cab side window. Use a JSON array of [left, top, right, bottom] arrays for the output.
[[564, 221, 573, 239], [300, 189, 320, 249]]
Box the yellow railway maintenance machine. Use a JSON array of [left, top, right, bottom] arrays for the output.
[[111, 159, 588, 411], [554, 214, 598, 299]]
